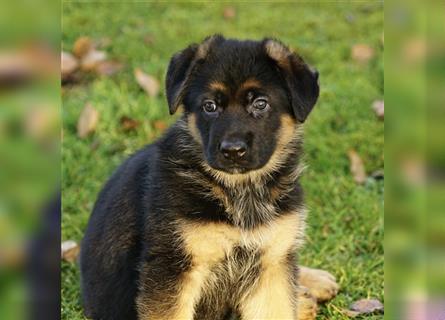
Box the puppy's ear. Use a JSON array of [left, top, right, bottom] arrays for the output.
[[165, 44, 198, 115], [166, 34, 225, 115], [263, 39, 319, 123]]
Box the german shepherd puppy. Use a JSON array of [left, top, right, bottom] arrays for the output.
[[80, 35, 338, 320]]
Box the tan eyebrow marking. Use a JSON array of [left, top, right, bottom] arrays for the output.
[[240, 78, 262, 90], [208, 81, 228, 92]]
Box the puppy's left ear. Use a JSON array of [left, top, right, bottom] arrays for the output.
[[263, 39, 319, 123], [166, 35, 225, 115]]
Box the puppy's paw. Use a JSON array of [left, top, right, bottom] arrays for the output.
[[296, 286, 317, 320], [299, 266, 339, 302]]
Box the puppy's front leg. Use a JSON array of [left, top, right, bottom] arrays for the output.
[[136, 258, 209, 320], [239, 257, 298, 320]]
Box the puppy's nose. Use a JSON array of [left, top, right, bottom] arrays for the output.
[[220, 140, 247, 161]]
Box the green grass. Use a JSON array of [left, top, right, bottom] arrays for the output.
[[62, 2, 383, 319]]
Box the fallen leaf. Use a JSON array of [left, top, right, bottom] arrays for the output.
[[96, 60, 123, 76], [349, 298, 384, 315], [134, 68, 160, 97], [403, 38, 426, 63], [77, 103, 99, 138], [61, 51, 78, 78], [73, 36, 94, 58], [154, 120, 167, 131], [81, 49, 107, 71], [24, 43, 59, 76], [351, 44, 375, 64], [61, 240, 80, 263], [372, 100, 384, 120], [120, 115, 141, 131], [24, 104, 56, 139], [223, 6, 236, 19], [0, 52, 33, 88], [402, 158, 425, 186], [348, 150, 367, 184]]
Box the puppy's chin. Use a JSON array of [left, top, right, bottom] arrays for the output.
[[204, 162, 247, 174], [205, 159, 267, 175], [217, 166, 249, 174]]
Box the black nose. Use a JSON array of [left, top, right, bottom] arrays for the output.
[[220, 140, 247, 161]]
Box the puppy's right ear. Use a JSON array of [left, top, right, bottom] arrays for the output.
[[165, 35, 225, 115], [165, 44, 199, 115]]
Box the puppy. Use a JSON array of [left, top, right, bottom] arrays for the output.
[[80, 35, 338, 320]]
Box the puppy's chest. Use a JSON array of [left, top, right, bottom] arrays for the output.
[[180, 212, 303, 269]]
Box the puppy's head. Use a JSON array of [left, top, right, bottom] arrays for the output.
[[166, 35, 319, 175]]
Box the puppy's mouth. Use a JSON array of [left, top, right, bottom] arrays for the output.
[[205, 158, 259, 175], [203, 148, 264, 175]]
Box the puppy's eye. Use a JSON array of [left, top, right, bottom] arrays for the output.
[[252, 98, 269, 111], [202, 100, 217, 114]]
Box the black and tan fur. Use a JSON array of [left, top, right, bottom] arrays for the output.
[[80, 35, 338, 320]]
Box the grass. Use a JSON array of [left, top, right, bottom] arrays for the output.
[[62, 2, 383, 319]]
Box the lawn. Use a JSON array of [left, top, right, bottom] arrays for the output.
[[62, 2, 383, 319]]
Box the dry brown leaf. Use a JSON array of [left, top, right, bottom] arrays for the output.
[[77, 103, 99, 138], [372, 100, 384, 120], [61, 240, 80, 263], [61, 51, 78, 78], [348, 150, 367, 184], [154, 120, 167, 131], [223, 6, 236, 19], [402, 158, 425, 186], [120, 116, 141, 131], [349, 298, 384, 315], [24, 104, 55, 139], [403, 38, 426, 63], [73, 36, 94, 58], [134, 68, 160, 97], [351, 44, 375, 64], [81, 49, 107, 71], [96, 60, 123, 76]]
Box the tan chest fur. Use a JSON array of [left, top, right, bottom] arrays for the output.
[[169, 212, 306, 319], [179, 212, 305, 267]]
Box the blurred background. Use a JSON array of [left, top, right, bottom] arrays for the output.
[[0, 1, 443, 320], [0, 0, 59, 319], [385, 0, 445, 319]]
